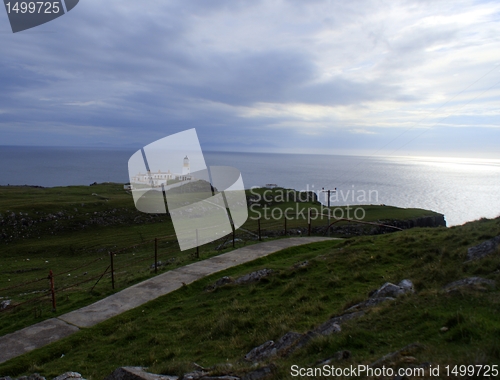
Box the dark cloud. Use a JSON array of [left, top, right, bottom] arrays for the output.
[[0, 0, 498, 157]]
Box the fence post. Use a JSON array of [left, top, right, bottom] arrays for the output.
[[284, 215, 287, 236], [258, 217, 262, 241], [48, 270, 56, 312], [110, 251, 115, 290], [232, 227, 235, 248], [308, 208, 312, 236], [196, 229, 199, 258], [154, 237, 158, 274]]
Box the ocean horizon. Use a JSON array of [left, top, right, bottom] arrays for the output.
[[1, 146, 499, 227]]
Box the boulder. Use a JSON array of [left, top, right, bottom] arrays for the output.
[[466, 236, 500, 261], [368, 279, 414, 298], [105, 367, 178, 380]]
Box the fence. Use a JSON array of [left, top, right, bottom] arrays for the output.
[[0, 208, 402, 321]]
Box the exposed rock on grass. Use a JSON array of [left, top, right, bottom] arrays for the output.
[[442, 277, 495, 292], [234, 269, 274, 285], [370, 280, 414, 299], [206, 269, 274, 291], [466, 235, 500, 261], [105, 367, 177, 380], [369, 343, 424, 369]]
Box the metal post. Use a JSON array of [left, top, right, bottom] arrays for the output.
[[154, 238, 158, 274], [110, 251, 115, 290], [232, 227, 235, 248], [322, 188, 336, 237], [308, 208, 311, 236], [258, 217, 262, 241], [196, 229, 199, 258], [327, 190, 331, 237], [48, 270, 56, 312]]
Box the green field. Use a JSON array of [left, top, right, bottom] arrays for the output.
[[0, 183, 478, 379]]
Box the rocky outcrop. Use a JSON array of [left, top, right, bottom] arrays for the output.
[[323, 214, 446, 237], [243, 280, 414, 364], [105, 367, 177, 380], [244, 332, 303, 362], [466, 236, 500, 261], [347, 280, 415, 312], [0, 373, 85, 380], [369, 343, 424, 368], [443, 277, 495, 293], [205, 270, 274, 291], [235, 269, 274, 285]]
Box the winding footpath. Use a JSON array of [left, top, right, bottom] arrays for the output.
[[0, 237, 335, 365]]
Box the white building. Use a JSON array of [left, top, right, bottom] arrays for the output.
[[130, 156, 192, 190]]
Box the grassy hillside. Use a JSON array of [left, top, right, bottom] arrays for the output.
[[0, 213, 499, 379]]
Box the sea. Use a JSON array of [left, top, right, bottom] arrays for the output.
[[1, 146, 500, 227]]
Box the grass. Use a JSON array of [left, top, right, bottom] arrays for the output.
[[0, 213, 499, 378], [0, 183, 462, 378]]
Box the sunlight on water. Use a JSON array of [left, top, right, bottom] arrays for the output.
[[0, 147, 499, 227]]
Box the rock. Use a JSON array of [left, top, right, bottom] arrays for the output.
[[15, 375, 46, 380], [0, 300, 11, 310], [315, 350, 351, 366], [369, 343, 424, 368], [181, 371, 210, 380], [466, 236, 500, 261], [235, 269, 274, 285], [244, 332, 303, 362], [314, 311, 365, 335], [53, 373, 85, 380], [293, 331, 320, 351], [244, 340, 275, 362], [346, 297, 395, 312], [370, 282, 406, 298], [274, 331, 303, 355], [241, 366, 275, 380], [105, 367, 178, 380], [398, 279, 414, 293], [215, 276, 233, 287], [443, 277, 495, 292]]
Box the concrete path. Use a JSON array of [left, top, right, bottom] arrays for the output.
[[0, 237, 335, 365]]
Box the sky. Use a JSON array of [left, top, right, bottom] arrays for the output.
[[1, 0, 499, 158]]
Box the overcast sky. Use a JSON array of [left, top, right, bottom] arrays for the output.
[[1, 0, 499, 157]]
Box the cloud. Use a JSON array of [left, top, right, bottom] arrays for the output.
[[0, 0, 499, 156]]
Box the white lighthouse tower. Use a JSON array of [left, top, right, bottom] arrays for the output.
[[182, 156, 190, 175]]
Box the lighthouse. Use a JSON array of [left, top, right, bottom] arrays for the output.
[[182, 156, 190, 175]]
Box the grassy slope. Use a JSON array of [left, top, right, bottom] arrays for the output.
[[0, 215, 499, 379]]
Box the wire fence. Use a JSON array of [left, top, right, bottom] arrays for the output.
[[0, 209, 401, 320]]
